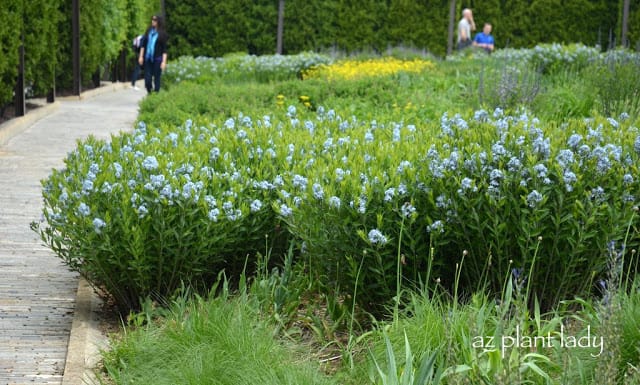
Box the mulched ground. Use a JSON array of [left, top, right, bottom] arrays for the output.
[[1, 82, 109, 126], [0, 102, 44, 125]]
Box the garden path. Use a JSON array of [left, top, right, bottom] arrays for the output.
[[0, 85, 144, 384]]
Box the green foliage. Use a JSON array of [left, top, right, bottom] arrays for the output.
[[37, 49, 640, 315], [370, 332, 443, 385], [620, 279, 640, 376], [0, 0, 159, 105], [162, 52, 332, 86], [479, 59, 542, 110], [0, 1, 21, 107], [20, 0, 61, 97], [55, 0, 160, 90], [383, 0, 448, 54], [99, 254, 640, 385], [101, 285, 335, 385], [361, 252, 639, 385], [585, 49, 640, 119], [162, 0, 639, 58], [33, 119, 289, 311]]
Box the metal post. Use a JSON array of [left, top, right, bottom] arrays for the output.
[[15, 1, 25, 116], [47, 75, 56, 103], [447, 0, 456, 56], [276, 0, 285, 54], [15, 45, 26, 117], [72, 0, 81, 95]]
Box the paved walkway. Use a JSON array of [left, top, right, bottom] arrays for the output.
[[0, 85, 144, 384]]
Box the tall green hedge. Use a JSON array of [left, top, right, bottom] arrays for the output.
[[165, 0, 636, 58], [0, 2, 21, 107], [56, 0, 160, 89], [0, 0, 159, 109], [1, 0, 637, 111]]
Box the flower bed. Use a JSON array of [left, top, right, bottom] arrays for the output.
[[35, 102, 640, 312]]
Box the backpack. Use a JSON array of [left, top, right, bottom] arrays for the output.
[[132, 35, 143, 52]]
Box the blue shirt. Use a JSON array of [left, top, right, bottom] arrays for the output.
[[474, 32, 494, 46], [145, 29, 158, 60]]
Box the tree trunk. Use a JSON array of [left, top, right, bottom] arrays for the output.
[[447, 0, 456, 56], [621, 0, 630, 48], [72, 0, 81, 95]]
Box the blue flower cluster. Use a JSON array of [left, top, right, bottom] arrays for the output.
[[164, 52, 332, 84]]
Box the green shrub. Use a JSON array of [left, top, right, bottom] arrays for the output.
[[162, 52, 333, 86], [279, 108, 640, 312], [36, 50, 640, 317], [34, 119, 288, 311], [102, 288, 336, 385]]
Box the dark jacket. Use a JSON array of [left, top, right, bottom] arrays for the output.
[[140, 29, 168, 62]]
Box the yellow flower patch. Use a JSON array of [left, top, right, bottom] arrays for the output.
[[303, 57, 434, 81]]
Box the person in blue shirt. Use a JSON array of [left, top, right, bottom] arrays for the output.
[[138, 15, 169, 93], [473, 23, 495, 53]]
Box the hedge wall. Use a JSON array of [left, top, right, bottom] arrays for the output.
[[165, 0, 637, 58], [0, 0, 159, 109], [0, 3, 21, 107], [56, 0, 160, 90], [1, 0, 637, 111]]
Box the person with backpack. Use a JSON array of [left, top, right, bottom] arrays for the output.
[[138, 14, 169, 93], [131, 34, 143, 90]]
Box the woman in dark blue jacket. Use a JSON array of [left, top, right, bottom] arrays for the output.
[[138, 15, 169, 93]]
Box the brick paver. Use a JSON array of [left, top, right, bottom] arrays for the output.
[[0, 86, 144, 384]]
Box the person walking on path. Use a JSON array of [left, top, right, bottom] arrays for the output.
[[473, 23, 495, 53], [138, 15, 169, 93], [457, 8, 476, 50], [131, 34, 144, 90]]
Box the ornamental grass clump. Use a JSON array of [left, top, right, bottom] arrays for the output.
[[587, 49, 640, 119]]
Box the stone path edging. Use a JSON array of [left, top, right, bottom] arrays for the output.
[[0, 81, 143, 385], [61, 279, 103, 385]]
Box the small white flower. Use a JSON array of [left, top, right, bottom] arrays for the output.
[[427, 220, 444, 234], [526, 190, 544, 208], [142, 156, 159, 171], [208, 208, 220, 222], [137, 204, 148, 218], [368, 229, 388, 245], [280, 204, 293, 217], [401, 202, 416, 218], [312, 183, 324, 200], [250, 199, 263, 213], [77, 203, 90, 217], [92, 218, 106, 233], [384, 188, 395, 202]]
